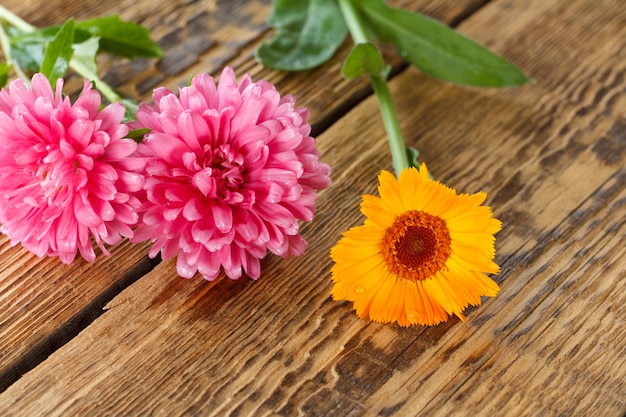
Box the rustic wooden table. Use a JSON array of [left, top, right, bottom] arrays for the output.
[[0, 0, 624, 416]]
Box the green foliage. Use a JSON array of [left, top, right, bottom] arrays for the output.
[[3, 15, 162, 78], [40, 19, 75, 84], [7, 26, 46, 72], [355, 0, 530, 87], [341, 41, 389, 79], [126, 127, 151, 142], [0, 6, 163, 114], [255, 0, 348, 71], [0, 63, 10, 87], [75, 16, 163, 58], [256, 0, 529, 87], [407, 147, 420, 170], [72, 36, 100, 75]]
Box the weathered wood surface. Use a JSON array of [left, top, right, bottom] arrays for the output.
[[0, 0, 485, 389], [0, 0, 483, 390], [0, 0, 624, 416]]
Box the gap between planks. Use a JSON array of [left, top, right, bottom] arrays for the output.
[[0, 0, 493, 397]]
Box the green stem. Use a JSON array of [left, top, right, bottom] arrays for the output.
[[0, 5, 129, 109], [0, 9, 30, 82], [369, 76, 410, 175], [0, 6, 33, 32], [70, 57, 125, 104], [338, 0, 410, 175], [337, 0, 369, 44]]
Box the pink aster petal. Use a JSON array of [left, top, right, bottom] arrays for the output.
[[182, 197, 205, 221], [216, 67, 242, 110], [179, 111, 211, 152], [152, 87, 175, 109], [144, 132, 189, 163], [176, 254, 198, 279], [0, 74, 144, 263], [190, 73, 218, 109], [103, 138, 137, 160], [115, 170, 144, 193], [97, 102, 127, 134], [31, 74, 55, 102], [73, 79, 101, 118], [158, 93, 185, 115], [212, 201, 233, 233], [243, 253, 261, 280], [196, 251, 221, 280], [131, 67, 331, 280], [74, 194, 101, 228], [179, 84, 209, 114]]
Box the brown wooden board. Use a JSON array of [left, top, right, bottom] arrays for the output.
[[0, 0, 624, 415], [0, 0, 492, 396]]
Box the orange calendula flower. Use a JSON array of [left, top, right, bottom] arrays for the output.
[[330, 163, 501, 326]]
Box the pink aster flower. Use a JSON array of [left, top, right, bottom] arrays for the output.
[[0, 74, 144, 263], [131, 66, 331, 280]]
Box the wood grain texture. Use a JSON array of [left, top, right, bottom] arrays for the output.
[[0, 0, 484, 393], [0, 0, 624, 416], [0, 237, 155, 390]]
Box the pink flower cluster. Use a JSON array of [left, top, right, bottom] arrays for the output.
[[0, 68, 331, 280], [0, 74, 142, 263]]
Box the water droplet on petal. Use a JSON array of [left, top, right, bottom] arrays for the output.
[[408, 311, 418, 320], [354, 286, 364, 295]]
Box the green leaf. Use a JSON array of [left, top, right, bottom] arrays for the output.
[[9, 26, 69, 71], [40, 19, 75, 83], [121, 98, 140, 122], [9, 26, 46, 72], [126, 127, 151, 142], [341, 41, 388, 79], [8, 16, 162, 72], [10, 43, 44, 72], [9, 27, 61, 45], [0, 63, 11, 88], [407, 146, 420, 169], [72, 36, 100, 75], [255, 0, 348, 71], [76, 16, 163, 58], [357, 0, 530, 87]]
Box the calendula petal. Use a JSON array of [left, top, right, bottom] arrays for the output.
[[330, 164, 501, 327]]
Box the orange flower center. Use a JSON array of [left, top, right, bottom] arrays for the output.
[[381, 210, 451, 281]]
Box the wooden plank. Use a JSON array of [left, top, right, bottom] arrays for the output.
[[95, 0, 493, 123], [5, 0, 488, 115], [363, 169, 626, 417], [0, 238, 156, 390], [0, 0, 485, 391], [0, 0, 623, 415], [0, 0, 275, 387], [0, 0, 280, 388]]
